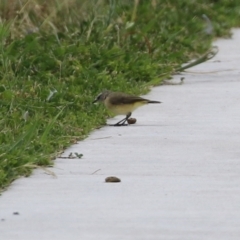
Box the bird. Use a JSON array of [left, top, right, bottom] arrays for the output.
[[93, 90, 161, 126]]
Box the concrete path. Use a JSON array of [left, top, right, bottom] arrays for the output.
[[1, 29, 240, 240]]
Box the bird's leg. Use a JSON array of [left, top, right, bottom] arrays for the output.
[[113, 112, 132, 126]]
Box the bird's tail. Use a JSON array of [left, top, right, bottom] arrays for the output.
[[147, 100, 161, 104]]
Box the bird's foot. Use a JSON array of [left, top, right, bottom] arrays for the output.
[[108, 123, 128, 127]]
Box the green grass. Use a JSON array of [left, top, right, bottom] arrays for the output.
[[0, 0, 240, 190]]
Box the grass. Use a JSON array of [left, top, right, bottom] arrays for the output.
[[0, 0, 240, 190]]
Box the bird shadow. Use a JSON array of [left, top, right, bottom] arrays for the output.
[[106, 123, 171, 127]]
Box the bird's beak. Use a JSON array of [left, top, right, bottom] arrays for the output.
[[92, 99, 97, 104]]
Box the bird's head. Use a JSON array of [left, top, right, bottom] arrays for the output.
[[92, 90, 110, 104]]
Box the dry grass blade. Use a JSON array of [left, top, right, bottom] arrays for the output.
[[176, 46, 219, 72], [22, 163, 57, 177]]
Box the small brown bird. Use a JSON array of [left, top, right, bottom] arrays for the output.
[[93, 90, 161, 126]]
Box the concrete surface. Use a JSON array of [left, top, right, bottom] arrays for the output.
[[1, 29, 240, 240]]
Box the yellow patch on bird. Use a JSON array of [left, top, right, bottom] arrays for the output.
[[105, 99, 147, 115]]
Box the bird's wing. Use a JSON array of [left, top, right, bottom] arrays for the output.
[[109, 93, 147, 105]]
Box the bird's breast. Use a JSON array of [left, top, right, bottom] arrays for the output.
[[104, 99, 146, 115]]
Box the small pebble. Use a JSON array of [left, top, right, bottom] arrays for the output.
[[105, 176, 121, 183], [13, 212, 19, 215], [127, 118, 137, 124]]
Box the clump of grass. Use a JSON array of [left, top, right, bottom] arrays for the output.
[[0, 0, 240, 190]]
